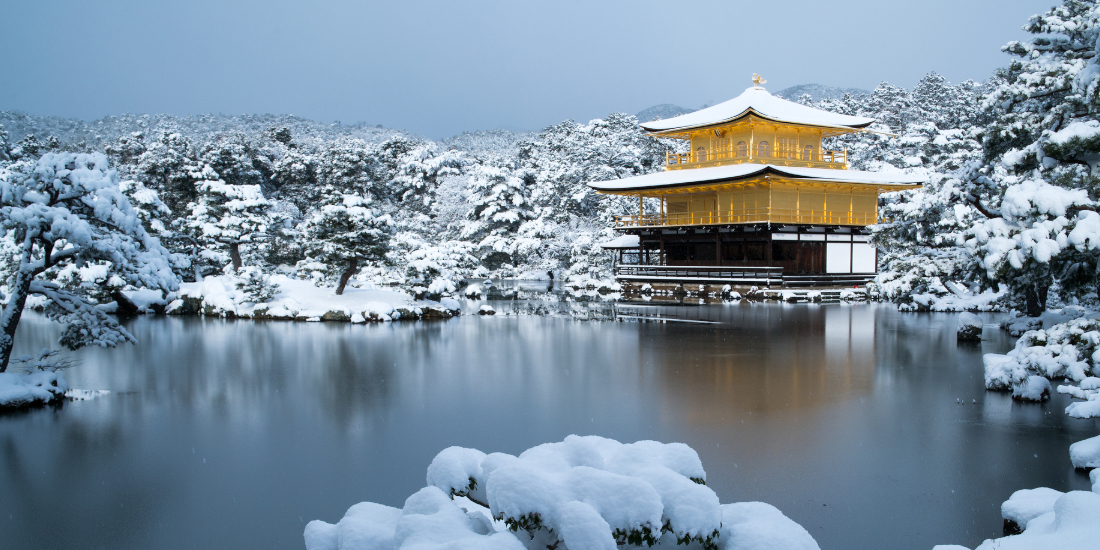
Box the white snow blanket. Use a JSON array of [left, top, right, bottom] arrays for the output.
[[1069, 435, 1100, 469], [168, 275, 457, 322], [305, 436, 820, 550], [0, 371, 68, 408]]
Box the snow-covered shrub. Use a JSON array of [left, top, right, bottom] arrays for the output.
[[235, 266, 280, 303], [307, 436, 819, 550], [428, 436, 720, 549], [984, 318, 1100, 393], [401, 240, 477, 300]]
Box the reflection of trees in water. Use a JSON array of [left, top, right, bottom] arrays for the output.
[[644, 305, 878, 424], [1, 404, 173, 549]]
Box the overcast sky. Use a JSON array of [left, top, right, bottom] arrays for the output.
[[0, 0, 1053, 139]]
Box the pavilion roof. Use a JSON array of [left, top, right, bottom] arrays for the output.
[[640, 87, 875, 133], [588, 163, 925, 193]]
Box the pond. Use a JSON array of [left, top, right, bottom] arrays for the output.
[[1, 299, 1097, 550]]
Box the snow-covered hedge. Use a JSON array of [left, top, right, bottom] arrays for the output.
[[304, 436, 820, 550]]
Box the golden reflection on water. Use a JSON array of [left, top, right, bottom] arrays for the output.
[[644, 305, 878, 424]]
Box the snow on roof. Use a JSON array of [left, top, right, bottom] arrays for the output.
[[640, 87, 875, 133], [600, 234, 640, 249], [588, 163, 925, 193]]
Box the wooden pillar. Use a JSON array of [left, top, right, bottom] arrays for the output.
[[659, 233, 665, 266], [716, 231, 721, 267]]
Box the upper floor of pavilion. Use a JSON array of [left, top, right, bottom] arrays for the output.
[[642, 79, 875, 171]]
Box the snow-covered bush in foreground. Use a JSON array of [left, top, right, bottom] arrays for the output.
[[305, 436, 820, 550]]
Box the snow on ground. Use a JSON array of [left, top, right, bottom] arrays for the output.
[[0, 370, 68, 409], [1069, 435, 1100, 469], [306, 436, 820, 550], [165, 275, 458, 322]]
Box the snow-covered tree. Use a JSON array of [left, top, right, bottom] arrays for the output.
[[460, 163, 537, 269], [177, 169, 283, 274], [301, 189, 394, 294], [0, 152, 177, 372], [956, 0, 1100, 314]]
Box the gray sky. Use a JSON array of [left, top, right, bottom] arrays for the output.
[[0, 0, 1052, 139]]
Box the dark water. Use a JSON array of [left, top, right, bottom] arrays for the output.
[[1, 302, 1097, 550]]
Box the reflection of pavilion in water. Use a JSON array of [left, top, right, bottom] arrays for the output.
[[646, 306, 877, 423]]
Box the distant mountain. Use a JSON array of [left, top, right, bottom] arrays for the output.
[[635, 104, 695, 122], [773, 84, 869, 102]]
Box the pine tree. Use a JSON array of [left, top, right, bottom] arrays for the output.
[[177, 168, 282, 275], [301, 189, 394, 295], [960, 0, 1100, 314]]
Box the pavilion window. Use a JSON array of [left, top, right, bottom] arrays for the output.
[[696, 146, 706, 162], [758, 141, 770, 158], [804, 145, 816, 161], [736, 141, 747, 157]]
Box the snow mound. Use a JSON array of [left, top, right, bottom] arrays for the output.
[[309, 437, 818, 550], [718, 502, 820, 550], [1012, 376, 1051, 401], [974, 491, 1100, 550], [1069, 435, 1100, 469], [1092, 470, 1099, 494], [1001, 487, 1064, 527], [0, 371, 69, 409]]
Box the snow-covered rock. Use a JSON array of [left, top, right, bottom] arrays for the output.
[[972, 491, 1100, 550], [957, 312, 983, 342], [478, 305, 495, 316], [1001, 487, 1064, 532], [1069, 435, 1100, 470]]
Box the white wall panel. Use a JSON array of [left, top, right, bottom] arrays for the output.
[[852, 243, 877, 273], [826, 243, 852, 273]]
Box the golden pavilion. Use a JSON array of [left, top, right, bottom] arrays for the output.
[[590, 77, 924, 286]]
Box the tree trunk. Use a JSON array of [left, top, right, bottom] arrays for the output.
[[112, 289, 140, 318], [229, 242, 242, 272], [336, 257, 358, 296], [0, 271, 33, 373], [1025, 283, 1049, 318]]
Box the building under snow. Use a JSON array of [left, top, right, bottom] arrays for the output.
[[590, 76, 924, 287]]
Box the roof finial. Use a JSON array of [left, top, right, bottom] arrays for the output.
[[752, 73, 767, 88]]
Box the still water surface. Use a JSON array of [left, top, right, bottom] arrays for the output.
[[1, 301, 1097, 550]]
